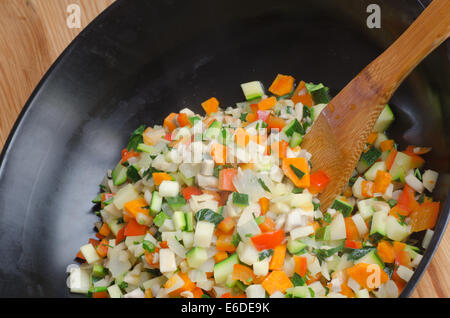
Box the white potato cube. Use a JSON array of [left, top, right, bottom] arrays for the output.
[[290, 226, 314, 240], [253, 258, 270, 276], [159, 248, 177, 273], [80, 243, 100, 264], [422, 170, 438, 192], [397, 265, 414, 282], [194, 221, 215, 248], [291, 192, 313, 209], [200, 159, 215, 176], [237, 242, 259, 266], [405, 173, 424, 193], [107, 285, 123, 298], [246, 284, 266, 298], [159, 180, 180, 197], [270, 165, 283, 183]]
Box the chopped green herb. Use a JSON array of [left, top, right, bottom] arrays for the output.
[[291, 273, 306, 286], [388, 199, 397, 208], [313, 202, 321, 211], [346, 247, 375, 261], [369, 232, 384, 243], [258, 178, 271, 193], [213, 165, 223, 178], [303, 105, 311, 118], [231, 232, 241, 247], [290, 164, 305, 180], [189, 116, 201, 126], [127, 125, 146, 151], [117, 217, 125, 224], [286, 106, 293, 114], [118, 281, 128, 290], [143, 167, 155, 180], [397, 214, 407, 226], [195, 209, 224, 226], [383, 265, 395, 279], [292, 187, 304, 194], [258, 249, 273, 261], [146, 268, 161, 277], [417, 193, 425, 204], [349, 175, 358, 186], [104, 196, 114, 206], [126, 165, 141, 183], [313, 243, 345, 263]]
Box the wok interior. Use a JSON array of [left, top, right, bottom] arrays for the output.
[[0, 0, 447, 297]]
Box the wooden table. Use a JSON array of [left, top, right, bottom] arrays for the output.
[[0, 0, 448, 298]]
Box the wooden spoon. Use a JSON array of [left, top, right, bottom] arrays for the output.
[[302, 0, 450, 209]]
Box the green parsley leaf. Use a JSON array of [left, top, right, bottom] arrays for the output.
[[127, 125, 146, 151], [292, 187, 304, 194], [291, 273, 306, 286], [314, 242, 345, 263], [258, 249, 274, 261], [195, 209, 224, 226], [388, 199, 397, 208], [231, 232, 241, 247], [258, 178, 271, 193], [290, 164, 305, 180], [346, 247, 376, 261], [126, 165, 141, 183]]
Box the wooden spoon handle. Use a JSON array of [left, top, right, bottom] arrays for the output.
[[303, 0, 450, 209], [326, 0, 450, 135], [368, 0, 450, 97]]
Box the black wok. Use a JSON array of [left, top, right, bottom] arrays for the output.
[[0, 0, 448, 297]]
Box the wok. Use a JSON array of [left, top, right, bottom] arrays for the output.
[[0, 0, 448, 297]]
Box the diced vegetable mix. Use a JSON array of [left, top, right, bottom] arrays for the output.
[[68, 74, 440, 298]]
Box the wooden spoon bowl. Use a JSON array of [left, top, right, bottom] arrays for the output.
[[303, 0, 450, 209]]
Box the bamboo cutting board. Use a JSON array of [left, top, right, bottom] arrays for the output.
[[0, 0, 448, 298]]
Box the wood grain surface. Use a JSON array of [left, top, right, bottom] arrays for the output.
[[0, 0, 448, 298]]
